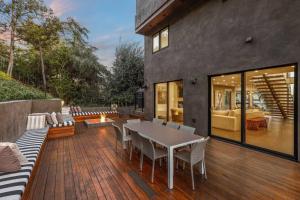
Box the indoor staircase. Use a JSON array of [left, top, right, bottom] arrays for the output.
[[251, 74, 294, 119]]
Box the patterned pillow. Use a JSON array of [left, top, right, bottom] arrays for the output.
[[0, 143, 28, 165], [0, 146, 21, 172], [26, 115, 46, 130], [77, 106, 82, 112], [56, 113, 64, 124], [46, 114, 54, 125], [50, 112, 58, 124]]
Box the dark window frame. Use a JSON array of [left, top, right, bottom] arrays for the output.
[[152, 26, 169, 54], [208, 63, 298, 161]]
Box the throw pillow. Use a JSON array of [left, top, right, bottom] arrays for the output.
[[77, 106, 82, 112], [51, 112, 59, 124], [56, 113, 64, 124], [0, 143, 28, 165], [0, 146, 21, 172], [46, 114, 54, 125], [26, 115, 46, 130]]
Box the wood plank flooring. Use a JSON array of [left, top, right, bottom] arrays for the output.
[[28, 122, 300, 200]]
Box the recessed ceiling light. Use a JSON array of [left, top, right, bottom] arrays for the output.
[[291, 66, 295, 68], [223, 80, 225, 82], [255, 70, 259, 73], [221, 75, 225, 77], [264, 72, 268, 75]]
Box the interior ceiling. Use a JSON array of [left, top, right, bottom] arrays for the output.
[[212, 65, 295, 87]]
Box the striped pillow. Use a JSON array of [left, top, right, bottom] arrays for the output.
[[50, 112, 58, 124], [0, 143, 28, 165], [0, 146, 21, 172], [56, 113, 64, 124], [26, 115, 46, 130], [46, 114, 54, 125]]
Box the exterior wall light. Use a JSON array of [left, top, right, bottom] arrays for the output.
[[191, 78, 198, 85], [245, 36, 253, 43]]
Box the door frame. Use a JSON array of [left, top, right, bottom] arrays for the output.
[[208, 63, 298, 161]]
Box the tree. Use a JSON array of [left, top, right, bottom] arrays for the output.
[[0, 0, 47, 76], [109, 42, 144, 106], [18, 15, 62, 94]]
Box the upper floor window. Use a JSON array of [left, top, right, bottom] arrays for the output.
[[152, 27, 169, 53]]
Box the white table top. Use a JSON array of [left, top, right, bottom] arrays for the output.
[[123, 121, 203, 148]]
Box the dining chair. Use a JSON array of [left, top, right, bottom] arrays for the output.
[[179, 125, 196, 134], [127, 119, 141, 123], [166, 121, 180, 129], [112, 123, 124, 154], [129, 131, 143, 162], [175, 137, 210, 190], [152, 118, 164, 125], [140, 137, 168, 183]]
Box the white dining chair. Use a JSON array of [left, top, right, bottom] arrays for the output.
[[175, 137, 210, 190], [179, 125, 196, 134], [166, 121, 180, 129], [152, 118, 164, 125], [112, 123, 124, 154], [140, 137, 168, 183], [127, 119, 141, 123], [129, 131, 143, 162]]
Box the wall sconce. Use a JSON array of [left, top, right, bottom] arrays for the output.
[[191, 78, 198, 85], [245, 36, 253, 43]]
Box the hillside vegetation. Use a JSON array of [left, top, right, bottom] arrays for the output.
[[0, 71, 52, 101]]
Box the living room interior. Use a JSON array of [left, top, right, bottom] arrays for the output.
[[211, 65, 295, 156]]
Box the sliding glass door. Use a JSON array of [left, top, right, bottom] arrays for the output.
[[155, 80, 184, 123], [210, 64, 296, 157], [210, 73, 241, 142]]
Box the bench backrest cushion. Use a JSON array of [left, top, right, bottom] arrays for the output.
[[26, 115, 46, 130], [0, 146, 21, 172], [56, 112, 64, 124]]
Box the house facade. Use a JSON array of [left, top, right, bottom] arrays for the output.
[[136, 0, 300, 161]]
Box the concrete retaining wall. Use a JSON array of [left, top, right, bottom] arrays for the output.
[[0, 99, 61, 142]]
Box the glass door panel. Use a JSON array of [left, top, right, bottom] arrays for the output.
[[168, 81, 184, 124], [245, 65, 295, 155], [155, 83, 167, 120], [211, 74, 241, 141]]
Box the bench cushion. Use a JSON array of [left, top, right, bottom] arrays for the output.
[[0, 128, 48, 200]]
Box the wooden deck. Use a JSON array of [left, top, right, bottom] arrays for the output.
[[28, 122, 300, 200]]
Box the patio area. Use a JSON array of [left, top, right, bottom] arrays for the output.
[[26, 120, 300, 200]]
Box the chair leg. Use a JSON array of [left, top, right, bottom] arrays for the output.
[[183, 162, 186, 170], [159, 158, 162, 167], [129, 144, 133, 161], [176, 159, 179, 170], [203, 159, 207, 179], [140, 153, 143, 171], [191, 164, 195, 190], [151, 160, 155, 183]]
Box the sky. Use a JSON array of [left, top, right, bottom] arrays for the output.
[[45, 0, 143, 67]]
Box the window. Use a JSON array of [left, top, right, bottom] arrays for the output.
[[152, 27, 169, 53], [155, 80, 183, 123]]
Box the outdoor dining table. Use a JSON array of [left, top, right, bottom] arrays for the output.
[[123, 121, 203, 189]]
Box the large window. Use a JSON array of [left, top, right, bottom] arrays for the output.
[[155, 80, 183, 123], [152, 27, 169, 53], [210, 65, 296, 157]]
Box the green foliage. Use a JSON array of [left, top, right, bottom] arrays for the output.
[[109, 42, 144, 106], [0, 71, 52, 101]]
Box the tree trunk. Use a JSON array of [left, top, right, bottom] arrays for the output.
[[7, 0, 16, 76], [39, 45, 47, 97]]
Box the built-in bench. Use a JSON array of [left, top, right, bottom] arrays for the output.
[[47, 114, 75, 139], [0, 127, 48, 200]]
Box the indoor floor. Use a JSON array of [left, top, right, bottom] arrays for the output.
[[212, 118, 294, 155]]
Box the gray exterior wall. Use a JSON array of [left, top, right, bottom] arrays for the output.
[[141, 0, 300, 160], [0, 99, 62, 142]]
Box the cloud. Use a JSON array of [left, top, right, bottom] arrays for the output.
[[49, 0, 76, 17]]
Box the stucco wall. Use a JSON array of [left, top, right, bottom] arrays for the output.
[[142, 0, 300, 160], [0, 99, 62, 142]]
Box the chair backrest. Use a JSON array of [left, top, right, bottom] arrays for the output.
[[179, 125, 196, 135], [190, 137, 210, 165], [112, 123, 123, 143], [140, 137, 155, 160], [166, 121, 180, 129], [131, 131, 143, 150], [127, 119, 141, 124], [152, 118, 164, 125]]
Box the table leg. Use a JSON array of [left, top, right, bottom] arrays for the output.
[[168, 147, 174, 189]]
